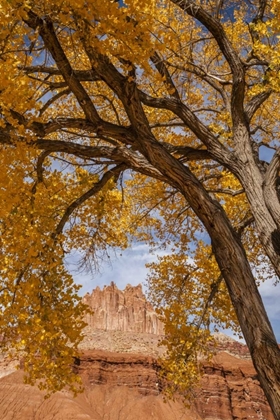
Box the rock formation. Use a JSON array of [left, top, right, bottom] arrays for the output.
[[83, 282, 165, 335], [0, 283, 275, 419]]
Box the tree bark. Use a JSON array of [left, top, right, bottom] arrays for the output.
[[223, 118, 280, 282], [238, 160, 280, 278]]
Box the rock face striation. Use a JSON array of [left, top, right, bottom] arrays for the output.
[[0, 349, 274, 420], [0, 283, 275, 419], [83, 282, 164, 335], [196, 352, 274, 420]]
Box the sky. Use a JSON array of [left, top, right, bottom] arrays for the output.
[[69, 242, 280, 343]]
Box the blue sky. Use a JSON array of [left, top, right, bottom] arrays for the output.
[[70, 242, 280, 343]]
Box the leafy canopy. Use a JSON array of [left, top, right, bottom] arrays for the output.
[[0, 0, 279, 397]]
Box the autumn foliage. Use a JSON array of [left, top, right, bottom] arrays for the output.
[[0, 0, 280, 416]]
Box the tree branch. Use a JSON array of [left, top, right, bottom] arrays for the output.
[[167, 60, 231, 112], [31, 150, 51, 194], [170, 0, 246, 129], [160, 143, 212, 161], [35, 139, 165, 181], [150, 52, 181, 100], [236, 215, 254, 236], [25, 11, 100, 124], [39, 88, 71, 115], [207, 188, 244, 197], [54, 164, 126, 237], [138, 91, 237, 170], [20, 65, 101, 82], [245, 89, 272, 121]]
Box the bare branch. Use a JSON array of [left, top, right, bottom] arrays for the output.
[[150, 121, 186, 128], [35, 139, 164, 180], [166, 60, 231, 112], [20, 65, 101, 82], [207, 188, 244, 197], [193, 107, 221, 114], [161, 143, 212, 161], [0, 112, 134, 148], [31, 150, 51, 194], [197, 274, 223, 330], [236, 215, 254, 236], [253, 0, 268, 22], [248, 0, 268, 43]]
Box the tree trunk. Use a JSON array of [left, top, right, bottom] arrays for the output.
[[234, 136, 280, 279], [139, 136, 280, 419], [210, 206, 280, 420], [243, 170, 280, 277], [184, 183, 280, 420]]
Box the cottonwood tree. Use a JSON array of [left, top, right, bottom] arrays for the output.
[[1, 0, 280, 415]]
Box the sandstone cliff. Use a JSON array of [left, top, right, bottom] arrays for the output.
[[83, 282, 164, 335]]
